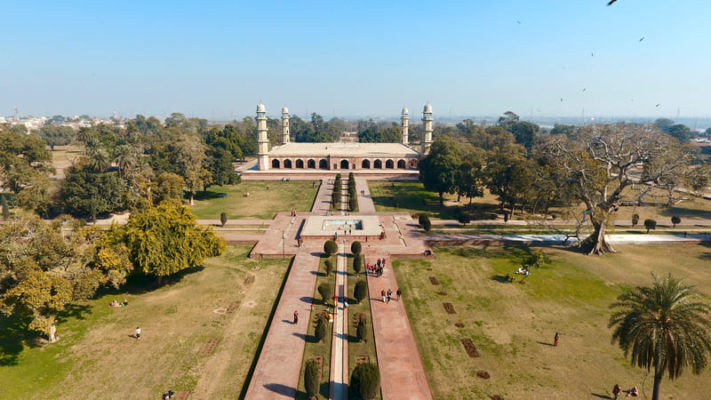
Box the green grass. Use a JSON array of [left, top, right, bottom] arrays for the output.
[[190, 180, 320, 220], [393, 243, 711, 399], [0, 244, 290, 399], [296, 255, 336, 400]]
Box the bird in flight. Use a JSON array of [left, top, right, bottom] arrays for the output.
[[560, 98, 564, 102], [591, 52, 594, 57], [656, 104, 661, 107], [639, 37, 645, 42], [607, 0, 617, 5], [582, 88, 587, 92], [516, 20, 522, 24]]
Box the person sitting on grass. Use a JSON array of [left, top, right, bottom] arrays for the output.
[[110, 300, 119, 307], [505, 273, 514, 282], [626, 386, 639, 397], [515, 266, 526, 274]]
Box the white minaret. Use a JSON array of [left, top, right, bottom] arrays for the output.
[[422, 103, 433, 155], [257, 103, 269, 170], [281, 106, 290, 145], [401, 106, 409, 146]]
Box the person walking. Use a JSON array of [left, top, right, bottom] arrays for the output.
[[381, 289, 386, 303], [135, 327, 141, 340], [396, 288, 401, 301], [554, 332, 559, 347], [387, 289, 392, 303], [293, 310, 299, 324], [612, 383, 622, 400]]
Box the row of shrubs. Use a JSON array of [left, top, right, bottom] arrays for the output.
[[347, 172, 357, 212], [331, 174, 342, 210], [305, 359, 379, 400]]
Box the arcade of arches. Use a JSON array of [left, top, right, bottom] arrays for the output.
[[270, 157, 417, 170]]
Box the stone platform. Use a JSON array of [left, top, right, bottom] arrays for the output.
[[300, 215, 382, 241]]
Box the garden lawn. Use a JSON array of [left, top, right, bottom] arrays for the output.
[[393, 243, 711, 400], [296, 255, 336, 400], [0, 244, 289, 400], [190, 180, 320, 220]]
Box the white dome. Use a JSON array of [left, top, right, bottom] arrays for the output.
[[402, 106, 409, 115], [257, 103, 266, 113], [423, 103, 432, 113], [282, 106, 289, 113]]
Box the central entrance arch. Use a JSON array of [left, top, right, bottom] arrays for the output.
[[340, 159, 349, 169], [362, 159, 370, 169]]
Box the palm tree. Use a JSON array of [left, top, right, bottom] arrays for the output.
[[609, 274, 711, 400]]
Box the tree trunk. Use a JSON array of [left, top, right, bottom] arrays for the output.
[[652, 369, 663, 400], [190, 192, 194, 206], [438, 192, 444, 206], [667, 188, 674, 208], [48, 323, 58, 343], [585, 222, 616, 255]]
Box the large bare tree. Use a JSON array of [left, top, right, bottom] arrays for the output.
[[542, 123, 685, 255]]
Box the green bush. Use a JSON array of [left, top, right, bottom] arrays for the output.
[[324, 259, 333, 275], [418, 214, 429, 226], [354, 280, 367, 303], [350, 363, 380, 400], [351, 241, 362, 255], [349, 196, 357, 212], [324, 240, 338, 256], [644, 219, 657, 233], [458, 214, 471, 225], [318, 283, 332, 304], [220, 212, 227, 227], [304, 359, 320, 398], [423, 219, 432, 232], [631, 213, 639, 226], [315, 316, 328, 343], [356, 320, 367, 343], [353, 254, 362, 274], [671, 215, 681, 227]]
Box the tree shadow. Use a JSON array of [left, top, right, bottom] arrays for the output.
[[299, 296, 314, 304], [292, 332, 318, 344], [192, 190, 228, 201], [95, 266, 206, 297], [264, 383, 299, 397], [0, 314, 37, 366], [590, 393, 612, 399], [55, 304, 92, 324], [491, 275, 514, 284]]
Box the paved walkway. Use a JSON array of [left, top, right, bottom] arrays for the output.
[[355, 177, 377, 214], [426, 232, 711, 245], [330, 239, 349, 400], [365, 252, 433, 400], [312, 178, 334, 214], [243, 248, 321, 399]]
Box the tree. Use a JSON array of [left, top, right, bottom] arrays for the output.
[[0, 217, 129, 342], [354, 280, 367, 303], [2, 194, 9, 220], [318, 283, 332, 304], [497, 111, 520, 130], [457, 213, 471, 225], [541, 124, 686, 254], [671, 215, 681, 228], [632, 213, 639, 227], [154, 172, 185, 204], [324, 240, 338, 256], [220, 212, 227, 227], [99, 201, 225, 282], [0, 128, 53, 207], [315, 316, 328, 343], [353, 254, 362, 274], [351, 241, 362, 255], [419, 136, 460, 205], [356, 320, 367, 343], [668, 124, 691, 144], [644, 219, 657, 233], [510, 121, 539, 152], [175, 135, 211, 205], [37, 125, 75, 151], [418, 214, 430, 227], [350, 363, 380, 400], [485, 144, 534, 216], [609, 274, 711, 400], [304, 359, 320, 399], [454, 153, 485, 204], [60, 159, 128, 219], [324, 259, 333, 276]]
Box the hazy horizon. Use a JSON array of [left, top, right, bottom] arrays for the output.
[[2, 1, 710, 120]]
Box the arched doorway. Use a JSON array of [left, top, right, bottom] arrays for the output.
[[295, 159, 304, 168], [374, 159, 382, 169], [397, 159, 406, 169], [307, 159, 316, 169], [340, 159, 349, 169], [284, 159, 292, 168], [409, 159, 418, 169], [319, 159, 328, 169], [362, 159, 371, 169], [385, 159, 394, 169], [272, 159, 280, 168]]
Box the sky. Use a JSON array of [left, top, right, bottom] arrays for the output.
[[1, 0, 710, 120]]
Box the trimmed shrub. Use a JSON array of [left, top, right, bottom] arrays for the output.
[[304, 359, 320, 398], [356, 320, 367, 342], [458, 214, 471, 225], [671, 215, 681, 228], [631, 213, 639, 226], [220, 212, 227, 227], [353, 254, 362, 274], [351, 241, 362, 255], [349, 196, 357, 212], [423, 219, 431, 232], [418, 214, 429, 226], [318, 283, 332, 304], [315, 317, 328, 343], [354, 280, 367, 303], [324, 240, 338, 256], [644, 219, 657, 233], [350, 363, 380, 400], [324, 259, 333, 275]]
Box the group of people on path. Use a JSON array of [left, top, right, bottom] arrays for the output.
[[612, 383, 639, 399], [380, 288, 401, 303], [366, 258, 386, 277]]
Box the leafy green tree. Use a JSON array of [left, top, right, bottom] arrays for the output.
[[353, 254, 362, 274], [654, 118, 675, 132], [220, 212, 227, 227], [510, 121, 539, 152], [324, 259, 333, 276], [668, 124, 691, 143], [0, 217, 128, 342], [60, 159, 128, 219], [324, 240, 338, 256], [609, 275, 711, 400], [351, 241, 362, 255], [99, 201, 225, 283], [37, 125, 75, 150], [671, 215, 681, 228], [350, 363, 380, 400], [304, 359, 320, 398], [632, 213, 640, 227], [419, 135, 461, 205], [356, 320, 367, 343], [318, 283, 332, 304], [315, 315, 328, 343], [0, 128, 53, 203], [454, 153, 485, 204], [644, 219, 657, 233], [550, 124, 577, 137], [175, 135, 211, 205], [354, 280, 367, 303], [154, 172, 185, 204], [497, 111, 520, 130], [485, 144, 533, 215]]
